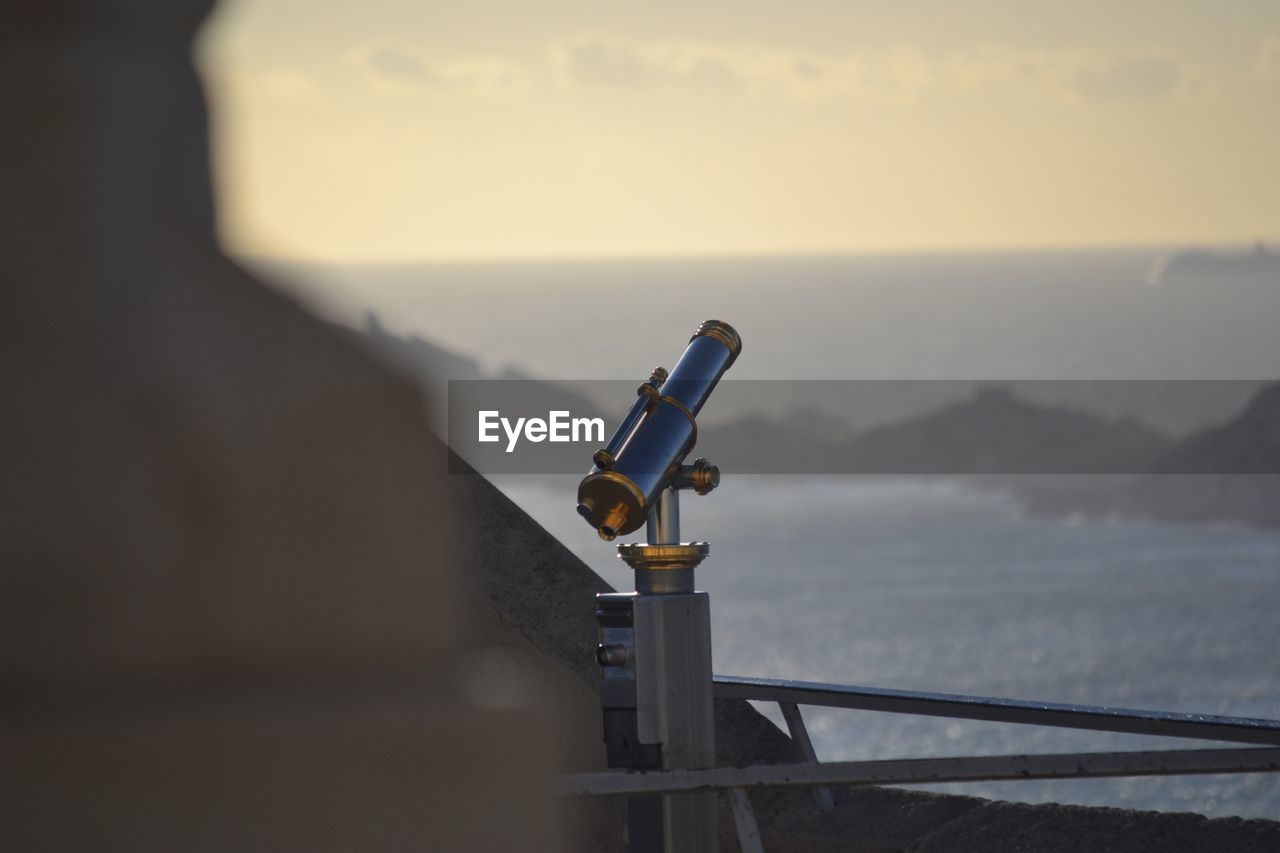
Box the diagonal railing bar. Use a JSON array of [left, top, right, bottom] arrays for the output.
[[729, 788, 765, 853], [778, 701, 835, 812], [714, 675, 1280, 746]]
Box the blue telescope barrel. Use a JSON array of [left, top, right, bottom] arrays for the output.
[[577, 320, 741, 540]]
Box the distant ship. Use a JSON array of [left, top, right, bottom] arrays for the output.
[[1148, 242, 1280, 287]]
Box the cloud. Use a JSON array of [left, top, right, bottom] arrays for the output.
[[552, 37, 1192, 106], [1070, 57, 1184, 100], [557, 40, 656, 89], [554, 38, 747, 94], [341, 38, 1198, 107], [349, 44, 528, 96], [364, 46, 433, 83], [553, 37, 925, 101]]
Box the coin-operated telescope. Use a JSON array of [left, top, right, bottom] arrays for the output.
[[578, 320, 740, 853], [577, 318, 740, 542]]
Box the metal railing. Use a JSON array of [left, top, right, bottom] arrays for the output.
[[562, 674, 1280, 852], [563, 322, 1280, 851]]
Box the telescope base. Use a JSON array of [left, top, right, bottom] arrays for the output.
[[599, 540, 717, 852], [618, 542, 709, 596]]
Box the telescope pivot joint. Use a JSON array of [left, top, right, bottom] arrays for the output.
[[673, 457, 720, 496]]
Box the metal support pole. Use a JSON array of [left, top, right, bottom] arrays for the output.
[[603, 490, 716, 853], [631, 590, 716, 851], [647, 487, 680, 545]]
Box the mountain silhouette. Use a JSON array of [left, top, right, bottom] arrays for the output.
[[840, 386, 1170, 474], [1150, 382, 1280, 474]]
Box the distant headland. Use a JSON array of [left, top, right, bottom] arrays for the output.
[[1149, 243, 1280, 287]]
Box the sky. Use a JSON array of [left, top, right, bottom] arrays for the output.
[[196, 0, 1280, 261]]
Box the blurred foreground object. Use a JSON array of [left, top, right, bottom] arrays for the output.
[[0, 2, 556, 849]]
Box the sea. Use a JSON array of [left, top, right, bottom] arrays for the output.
[[258, 247, 1280, 818]]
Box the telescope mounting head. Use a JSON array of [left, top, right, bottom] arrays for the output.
[[575, 320, 740, 543]]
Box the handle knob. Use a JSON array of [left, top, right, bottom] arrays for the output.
[[596, 643, 631, 667]]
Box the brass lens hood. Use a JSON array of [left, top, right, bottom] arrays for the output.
[[690, 319, 742, 365]]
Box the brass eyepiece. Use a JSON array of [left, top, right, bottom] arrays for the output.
[[598, 503, 630, 541]]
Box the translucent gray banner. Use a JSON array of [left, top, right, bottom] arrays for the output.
[[446, 379, 1277, 476]]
